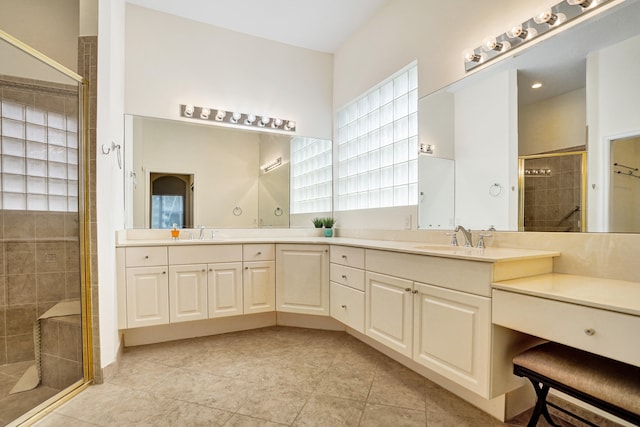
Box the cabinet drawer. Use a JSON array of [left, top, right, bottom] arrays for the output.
[[330, 282, 364, 333], [243, 244, 275, 261], [330, 245, 365, 269], [169, 245, 242, 264], [330, 264, 365, 291], [125, 246, 167, 267], [492, 289, 640, 367]]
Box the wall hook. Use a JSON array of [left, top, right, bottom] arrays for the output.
[[101, 141, 122, 169]]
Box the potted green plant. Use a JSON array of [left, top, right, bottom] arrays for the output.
[[322, 217, 336, 237], [312, 217, 324, 228]]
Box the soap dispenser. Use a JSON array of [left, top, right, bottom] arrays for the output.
[[171, 223, 180, 240]]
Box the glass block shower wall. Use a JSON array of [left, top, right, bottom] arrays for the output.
[[0, 76, 82, 369]]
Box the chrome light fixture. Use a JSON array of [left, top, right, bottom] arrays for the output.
[[179, 105, 296, 132], [463, 0, 612, 72]]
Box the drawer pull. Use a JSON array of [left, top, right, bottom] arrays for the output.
[[584, 328, 596, 336], [162, 271, 166, 274], [144, 255, 149, 259], [257, 251, 262, 255], [405, 288, 412, 292], [341, 255, 347, 259], [341, 275, 347, 279], [341, 304, 347, 309]]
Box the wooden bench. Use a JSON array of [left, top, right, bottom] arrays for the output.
[[513, 342, 640, 427]]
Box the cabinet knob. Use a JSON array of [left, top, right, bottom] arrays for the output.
[[412, 290, 418, 294], [144, 255, 149, 259], [162, 271, 166, 274], [202, 269, 206, 272], [584, 328, 596, 336], [341, 275, 347, 279], [209, 268, 212, 272], [341, 255, 347, 259], [341, 304, 347, 309], [405, 288, 412, 292], [245, 266, 249, 270], [257, 251, 262, 255]]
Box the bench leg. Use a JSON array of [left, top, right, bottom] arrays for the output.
[[527, 379, 562, 427]]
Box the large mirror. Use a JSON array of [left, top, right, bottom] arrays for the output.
[[124, 115, 331, 229], [417, 0, 640, 232]]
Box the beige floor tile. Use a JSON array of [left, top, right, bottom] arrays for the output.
[[360, 402, 426, 427], [367, 369, 426, 410], [293, 394, 365, 426], [315, 363, 375, 401], [237, 384, 311, 425], [153, 400, 233, 426], [32, 412, 101, 427], [224, 413, 289, 426]]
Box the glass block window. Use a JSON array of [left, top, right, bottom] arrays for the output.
[[0, 100, 79, 212], [290, 137, 332, 214], [336, 62, 418, 211]]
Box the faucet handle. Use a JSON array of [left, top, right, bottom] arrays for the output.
[[445, 232, 459, 246], [476, 233, 492, 249]]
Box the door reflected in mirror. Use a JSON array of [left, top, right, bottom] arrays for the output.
[[610, 135, 640, 233]]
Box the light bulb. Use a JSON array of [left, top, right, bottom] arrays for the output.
[[258, 116, 270, 127], [230, 112, 242, 124], [271, 118, 283, 128], [534, 9, 566, 25], [284, 121, 296, 131], [200, 108, 210, 119], [482, 37, 511, 52], [184, 105, 194, 117], [462, 48, 481, 63], [245, 114, 256, 125], [215, 110, 226, 121], [566, 0, 592, 7], [506, 24, 537, 40]]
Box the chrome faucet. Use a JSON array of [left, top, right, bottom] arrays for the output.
[[455, 225, 473, 247], [198, 225, 205, 240]]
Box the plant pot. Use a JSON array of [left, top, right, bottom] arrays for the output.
[[323, 228, 333, 237]]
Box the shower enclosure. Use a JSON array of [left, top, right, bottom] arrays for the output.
[[0, 30, 91, 425]]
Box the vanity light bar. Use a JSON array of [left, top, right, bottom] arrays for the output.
[[463, 0, 613, 72], [179, 104, 296, 133]]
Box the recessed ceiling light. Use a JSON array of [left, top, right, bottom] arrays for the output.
[[531, 82, 543, 89]]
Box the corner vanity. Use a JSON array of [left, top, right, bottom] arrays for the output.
[[116, 230, 567, 420]]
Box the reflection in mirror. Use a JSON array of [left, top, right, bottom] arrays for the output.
[[418, 156, 454, 229], [417, 0, 640, 232], [150, 173, 193, 228], [610, 135, 640, 232], [124, 115, 332, 229]]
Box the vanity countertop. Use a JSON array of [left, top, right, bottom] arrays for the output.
[[116, 235, 559, 263], [492, 273, 640, 316]]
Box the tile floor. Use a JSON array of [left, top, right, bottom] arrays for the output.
[[29, 326, 583, 427]]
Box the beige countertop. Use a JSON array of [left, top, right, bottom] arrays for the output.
[[116, 234, 559, 263], [492, 273, 640, 316]]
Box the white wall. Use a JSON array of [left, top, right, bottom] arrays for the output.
[[519, 88, 586, 155], [454, 70, 518, 231], [124, 5, 333, 139], [97, 0, 125, 369], [587, 34, 640, 231]]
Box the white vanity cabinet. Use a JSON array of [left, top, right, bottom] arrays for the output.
[[276, 244, 329, 315], [124, 247, 169, 328], [168, 245, 243, 321], [330, 246, 365, 333], [243, 244, 275, 314], [413, 282, 491, 396], [365, 271, 414, 357]]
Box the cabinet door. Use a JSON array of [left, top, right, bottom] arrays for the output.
[[169, 264, 208, 323], [276, 244, 329, 315], [126, 266, 169, 328], [365, 272, 413, 357], [413, 282, 491, 397], [243, 261, 275, 314], [208, 262, 243, 318]]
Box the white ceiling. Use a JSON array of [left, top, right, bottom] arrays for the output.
[[126, 0, 390, 53]]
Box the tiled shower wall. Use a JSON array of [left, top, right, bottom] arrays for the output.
[[0, 79, 82, 365], [523, 154, 583, 232]]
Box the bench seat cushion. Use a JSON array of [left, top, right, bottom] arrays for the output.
[[513, 342, 640, 416]]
